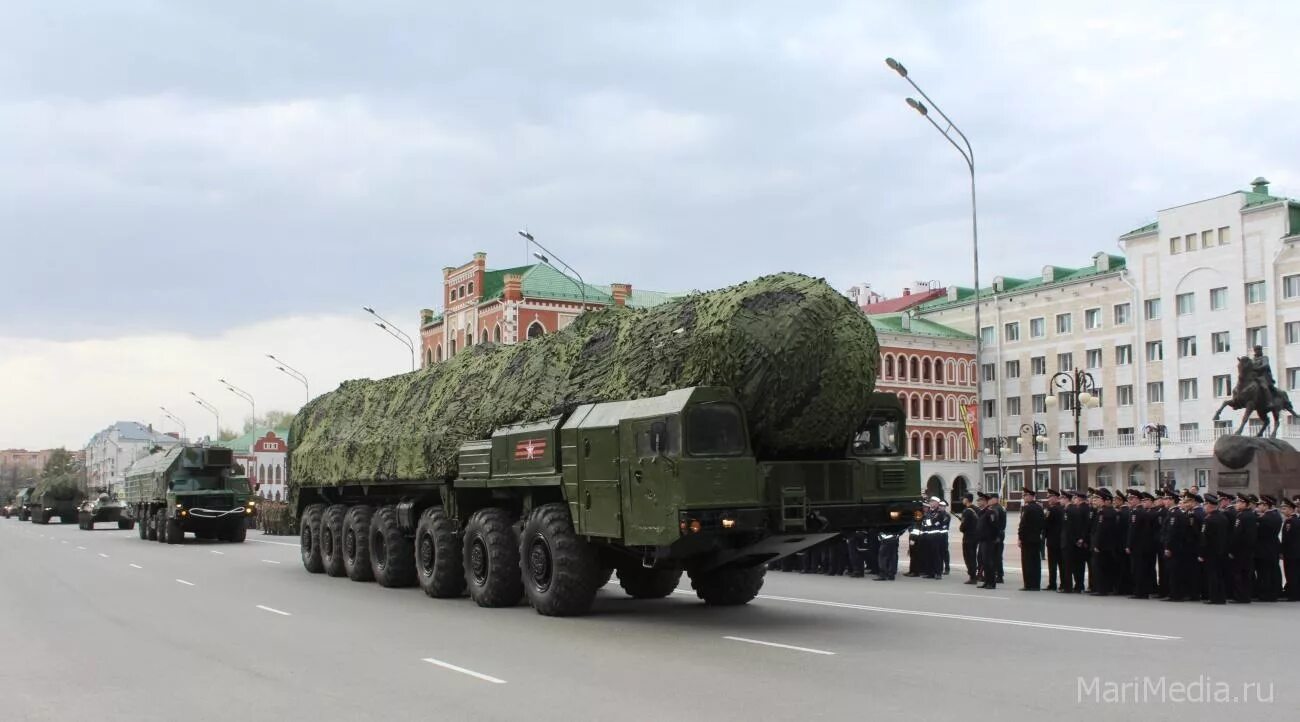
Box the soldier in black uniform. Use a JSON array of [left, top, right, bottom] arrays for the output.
[[874, 527, 901, 581], [1126, 491, 1157, 599], [1043, 489, 1064, 591], [1089, 489, 1120, 596], [1018, 488, 1045, 590], [1198, 493, 1229, 605], [989, 493, 1007, 584], [1282, 498, 1300, 601], [977, 492, 1000, 590], [1062, 490, 1089, 593], [924, 497, 948, 578], [1114, 490, 1134, 595], [1154, 489, 1172, 598], [959, 493, 980, 584], [1164, 492, 1200, 601], [1254, 495, 1282, 601], [1228, 494, 1258, 603]]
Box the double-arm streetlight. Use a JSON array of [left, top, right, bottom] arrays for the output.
[[885, 57, 983, 488], [362, 306, 416, 371], [266, 354, 310, 404], [189, 392, 220, 439], [1020, 422, 1048, 491], [218, 379, 255, 424], [1045, 369, 1099, 489], [1143, 423, 1168, 490], [518, 230, 588, 311], [159, 406, 187, 441]]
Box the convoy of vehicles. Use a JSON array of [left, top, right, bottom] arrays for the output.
[[123, 445, 254, 544], [77, 490, 134, 530]]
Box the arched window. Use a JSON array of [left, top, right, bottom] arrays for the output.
[[449, 337, 457, 356], [948, 433, 958, 458], [481, 329, 489, 344], [465, 327, 473, 347], [527, 321, 545, 339], [909, 357, 919, 380], [1096, 466, 1113, 488], [459, 285, 466, 298], [468, 281, 475, 295], [425, 348, 433, 367], [274, 465, 281, 483], [910, 432, 921, 457], [910, 395, 920, 419], [1128, 465, 1146, 486], [935, 360, 944, 384], [884, 355, 895, 379], [957, 362, 966, 384], [922, 395, 933, 419], [493, 324, 502, 343], [948, 396, 957, 420], [922, 358, 932, 382], [259, 464, 266, 482], [923, 434, 933, 459], [435, 346, 443, 362], [935, 435, 946, 459]]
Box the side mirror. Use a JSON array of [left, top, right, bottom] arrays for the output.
[[650, 421, 667, 454]]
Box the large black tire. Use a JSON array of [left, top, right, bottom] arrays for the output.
[[78, 513, 91, 530], [155, 512, 167, 543], [415, 507, 465, 598], [300, 504, 325, 573], [61, 514, 76, 524], [146, 510, 158, 541], [33, 509, 48, 525], [18, 508, 29, 522], [118, 519, 134, 531], [462, 507, 523, 607], [688, 564, 766, 606], [137, 513, 148, 540], [617, 566, 683, 599], [227, 520, 247, 543], [342, 505, 375, 582], [597, 567, 615, 587], [165, 517, 183, 544], [370, 506, 416, 588], [520, 503, 599, 616], [320, 504, 348, 577]]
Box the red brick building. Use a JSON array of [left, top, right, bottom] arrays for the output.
[[420, 253, 676, 365]]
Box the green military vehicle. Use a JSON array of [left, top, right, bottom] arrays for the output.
[[123, 445, 254, 544], [77, 489, 134, 530], [3, 487, 34, 520], [293, 387, 920, 616], [27, 488, 84, 525]]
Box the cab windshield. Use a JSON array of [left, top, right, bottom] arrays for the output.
[[171, 475, 226, 492], [685, 402, 746, 456], [852, 416, 901, 457]]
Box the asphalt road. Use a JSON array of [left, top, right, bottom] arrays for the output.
[[1, 519, 1292, 722]]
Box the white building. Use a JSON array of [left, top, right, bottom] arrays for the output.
[[220, 428, 290, 500], [84, 421, 182, 495], [916, 177, 1300, 492]]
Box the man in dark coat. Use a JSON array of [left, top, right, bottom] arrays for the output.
[[1281, 498, 1300, 601], [990, 493, 1007, 583], [1154, 489, 1172, 598], [1042, 488, 1064, 591], [1114, 490, 1133, 595], [959, 493, 981, 584], [1228, 494, 1258, 603], [1061, 490, 1089, 593], [1018, 488, 1045, 590], [1198, 494, 1229, 605], [1126, 491, 1157, 599], [1254, 495, 1283, 601], [1089, 489, 1120, 596], [977, 493, 1000, 590]]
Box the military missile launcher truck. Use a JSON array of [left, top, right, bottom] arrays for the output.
[[78, 490, 134, 530], [26, 488, 84, 525], [124, 445, 254, 544], [292, 387, 920, 617], [4, 487, 34, 520]]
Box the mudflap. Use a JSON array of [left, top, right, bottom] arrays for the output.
[[689, 532, 839, 573]]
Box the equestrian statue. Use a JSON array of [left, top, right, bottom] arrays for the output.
[[1212, 345, 1299, 437]]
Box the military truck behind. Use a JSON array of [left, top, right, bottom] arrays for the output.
[[78, 490, 134, 530], [27, 489, 84, 525], [3, 487, 34, 520], [124, 445, 254, 544]]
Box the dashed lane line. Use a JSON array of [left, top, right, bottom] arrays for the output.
[[210, 550, 225, 555], [261, 559, 281, 565], [421, 657, 507, 684], [75, 546, 85, 551], [255, 605, 292, 617], [250, 539, 298, 547], [175, 579, 195, 586], [723, 636, 835, 656], [98, 553, 110, 558], [129, 563, 143, 569]]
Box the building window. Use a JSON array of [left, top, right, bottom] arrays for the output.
[[1113, 303, 1131, 325], [1176, 336, 1197, 358], [980, 326, 995, 345], [1117, 385, 1134, 406], [1184, 234, 1196, 253], [1060, 468, 1078, 491], [1213, 375, 1232, 398], [923, 396, 933, 419], [1003, 322, 1020, 342], [1057, 352, 1073, 372], [1201, 230, 1214, 249], [1056, 391, 1075, 410], [435, 346, 443, 362], [1006, 360, 1021, 378], [935, 361, 945, 383], [527, 321, 545, 339], [1030, 317, 1046, 338], [1211, 331, 1231, 353], [910, 357, 920, 379], [1178, 378, 1198, 401], [1247, 326, 1267, 349], [922, 358, 933, 382], [982, 399, 996, 418], [1288, 322, 1300, 345], [911, 397, 920, 418], [493, 324, 502, 343], [1176, 292, 1194, 316], [1146, 340, 1163, 362], [1031, 356, 1046, 375], [468, 281, 475, 295], [1209, 287, 1228, 311], [1288, 368, 1300, 390], [1144, 298, 1161, 320], [1179, 423, 1199, 442], [465, 329, 473, 347], [1169, 238, 1181, 255], [1006, 397, 1021, 416], [1148, 382, 1164, 403], [1086, 348, 1102, 369], [1032, 394, 1047, 413], [1115, 344, 1133, 365], [1218, 226, 1231, 245], [1084, 308, 1101, 330], [1056, 313, 1072, 334], [1285, 275, 1300, 299], [1006, 470, 1024, 493], [1246, 281, 1266, 304], [982, 363, 996, 382], [424, 348, 433, 366], [449, 338, 456, 356], [1092, 387, 1104, 406], [884, 356, 895, 379]]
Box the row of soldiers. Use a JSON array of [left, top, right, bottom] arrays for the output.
[[1008, 486, 1300, 603]]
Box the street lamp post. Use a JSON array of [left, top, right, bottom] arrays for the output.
[[362, 306, 416, 371], [159, 406, 187, 442], [984, 437, 1008, 498], [1020, 422, 1048, 491], [1143, 423, 1168, 490], [218, 379, 256, 425], [189, 392, 220, 439], [885, 57, 983, 488], [266, 354, 310, 404], [1045, 369, 1099, 489], [518, 230, 588, 311]]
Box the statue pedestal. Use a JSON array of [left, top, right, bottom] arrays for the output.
[[1212, 436, 1300, 498]]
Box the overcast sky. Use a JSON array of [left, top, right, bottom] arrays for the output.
[[3, 1, 1299, 448]]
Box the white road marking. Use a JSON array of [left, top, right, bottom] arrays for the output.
[[256, 605, 292, 617], [250, 539, 298, 547], [98, 553, 110, 558], [926, 591, 1009, 601], [175, 579, 195, 586], [723, 636, 835, 656], [129, 563, 143, 569], [75, 546, 85, 551], [261, 559, 281, 565], [754, 593, 1181, 641], [210, 550, 225, 555], [421, 657, 507, 684], [60, 540, 68, 544]]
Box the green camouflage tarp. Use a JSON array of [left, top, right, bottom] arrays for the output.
[[289, 273, 878, 487]]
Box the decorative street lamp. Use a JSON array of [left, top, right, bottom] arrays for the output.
[[983, 437, 1008, 498], [1020, 421, 1048, 490], [885, 57, 983, 488], [1045, 369, 1099, 489], [1142, 423, 1168, 490]]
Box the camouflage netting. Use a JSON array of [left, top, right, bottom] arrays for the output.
[[290, 273, 878, 487], [33, 474, 83, 501]]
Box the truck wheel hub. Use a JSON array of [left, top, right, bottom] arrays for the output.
[[528, 537, 552, 591], [418, 534, 435, 574], [470, 539, 488, 583]]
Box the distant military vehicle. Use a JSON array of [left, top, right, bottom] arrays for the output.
[[123, 445, 254, 544], [9, 487, 34, 521], [78, 490, 134, 530], [26, 488, 84, 525]]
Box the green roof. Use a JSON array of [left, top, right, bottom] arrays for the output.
[[916, 255, 1126, 313], [479, 264, 536, 302], [219, 428, 290, 453], [1120, 221, 1159, 238], [868, 313, 974, 340], [427, 264, 679, 323]]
